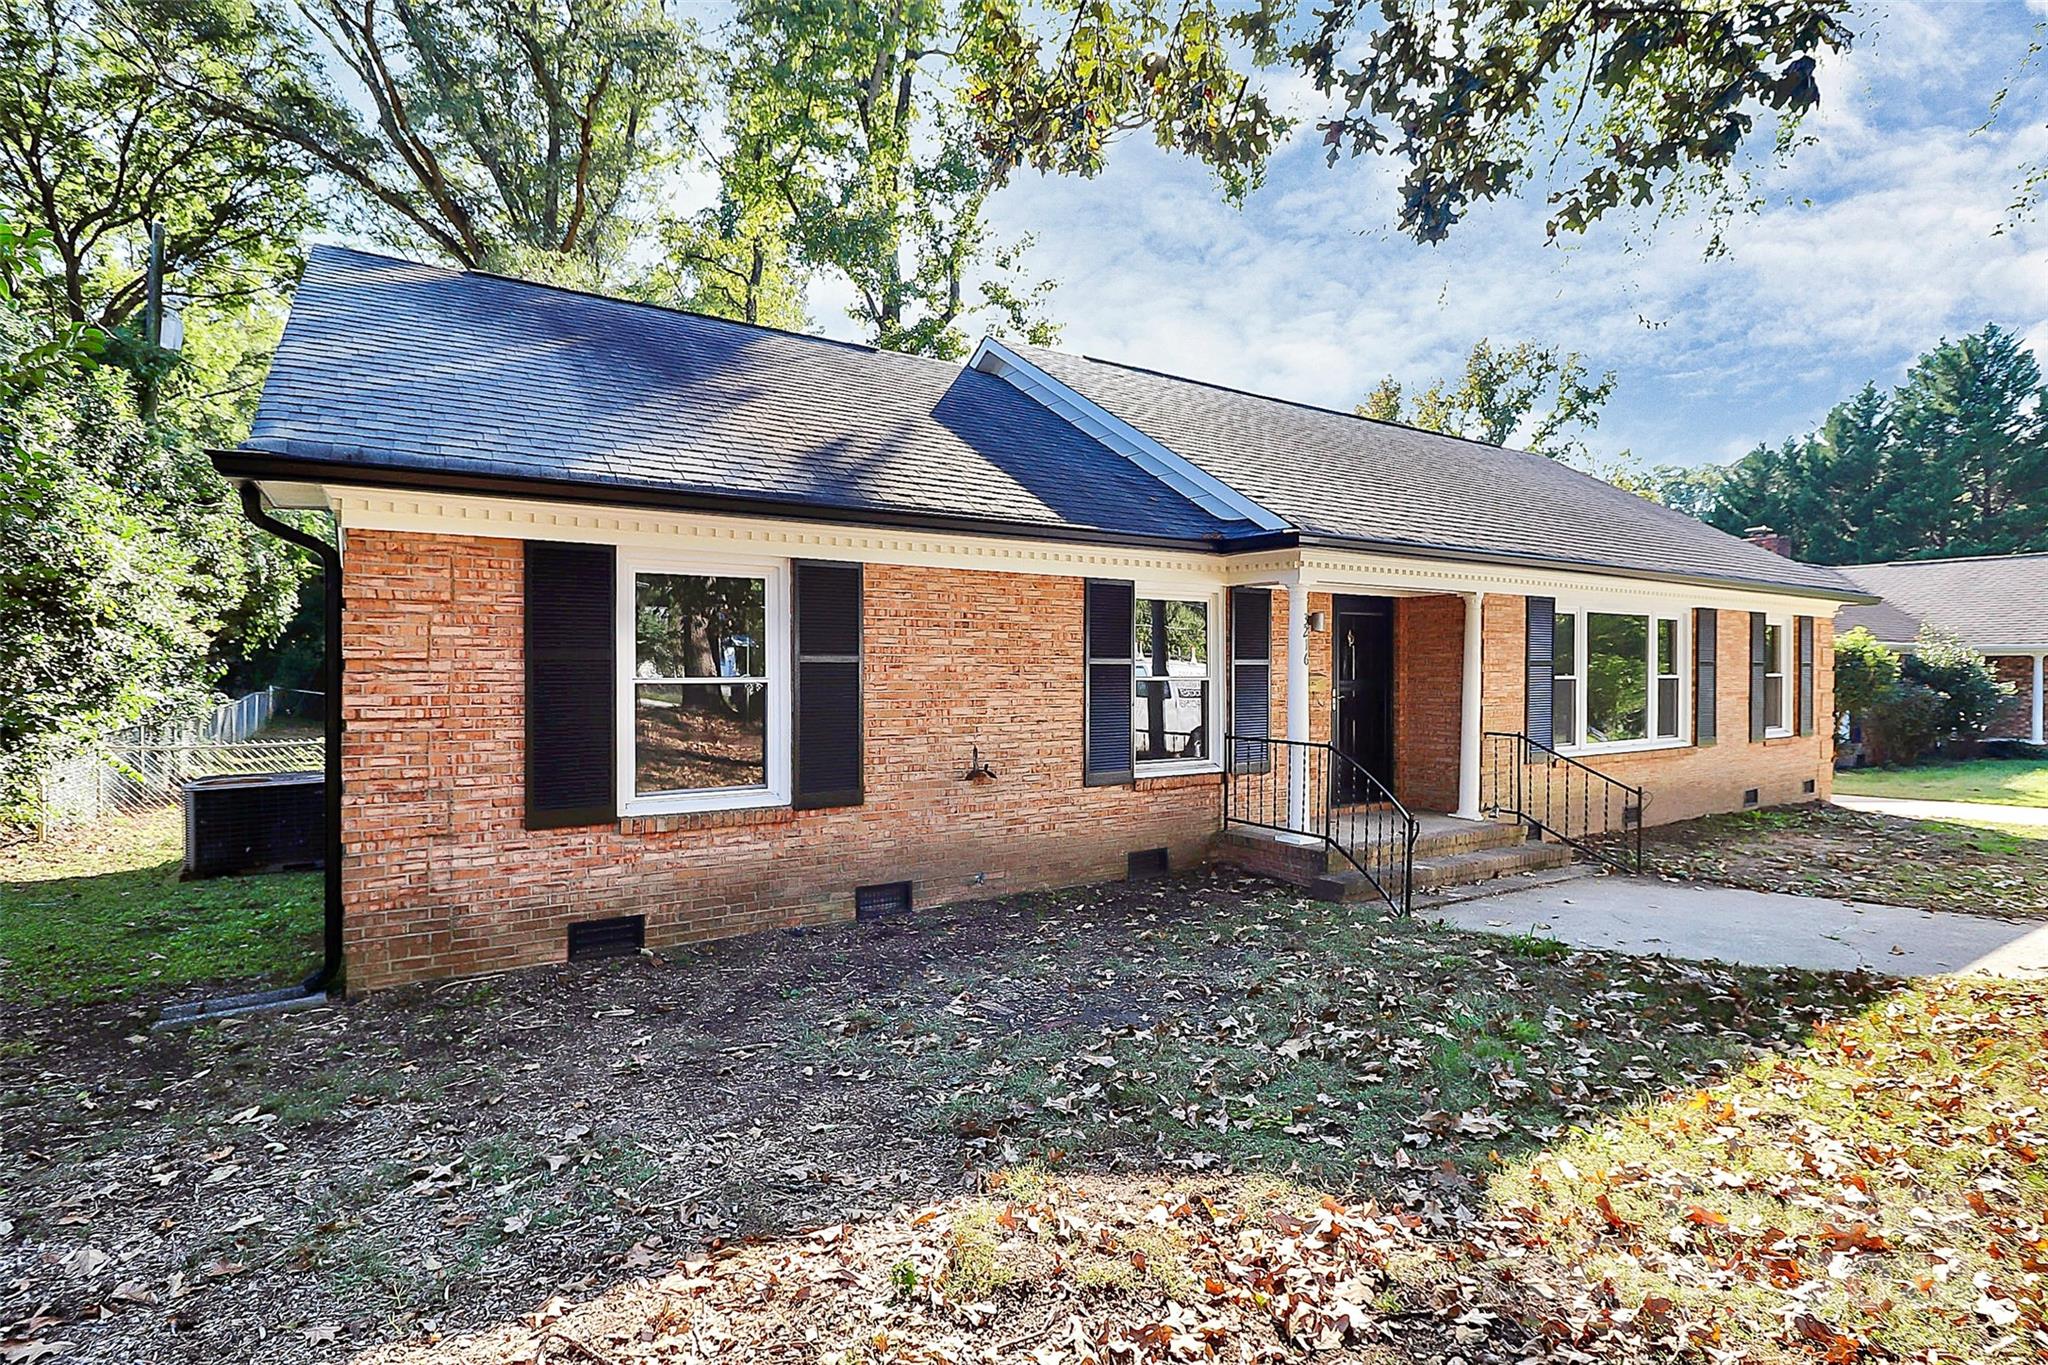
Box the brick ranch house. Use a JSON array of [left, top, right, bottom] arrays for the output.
[[1836, 552, 2048, 745], [215, 246, 1871, 993]]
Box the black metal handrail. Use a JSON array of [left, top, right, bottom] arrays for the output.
[[1222, 734, 1417, 915], [1481, 731, 1645, 874]]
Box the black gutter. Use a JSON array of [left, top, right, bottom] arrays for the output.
[[208, 449, 1244, 554], [237, 483, 344, 995]]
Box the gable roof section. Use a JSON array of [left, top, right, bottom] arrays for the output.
[[1837, 554, 2048, 648], [997, 344, 1862, 599], [232, 245, 1241, 545]]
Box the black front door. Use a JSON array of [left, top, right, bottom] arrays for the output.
[[1332, 595, 1394, 802]]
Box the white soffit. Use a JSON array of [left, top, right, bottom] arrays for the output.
[[968, 337, 1288, 533]]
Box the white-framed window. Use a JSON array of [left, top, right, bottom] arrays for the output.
[[1552, 612, 1579, 748], [1133, 589, 1222, 772], [617, 553, 791, 814], [1763, 614, 1791, 736], [1553, 605, 1687, 754]]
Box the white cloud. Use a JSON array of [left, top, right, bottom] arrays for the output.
[[938, 0, 2048, 467]]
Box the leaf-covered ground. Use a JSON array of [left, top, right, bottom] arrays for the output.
[[1644, 803, 2048, 918], [0, 812, 321, 1005], [10, 869, 2029, 1364]]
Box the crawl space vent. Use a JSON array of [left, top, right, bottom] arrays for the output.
[[1802, 778, 1817, 794], [1743, 788, 1760, 808], [855, 881, 913, 921], [567, 914, 644, 961], [1127, 847, 1170, 879]]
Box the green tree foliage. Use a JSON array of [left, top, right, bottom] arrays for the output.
[[179, 0, 702, 280], [1831, 627, 1899, 728], [1359, 339, 1618, 462], [1859, 681, 1944, 767], [1707, 326, 2048, 563], [1283, 0, 1853, 244], [0, 0, 325, 331], [677, 0, 1288, 357], [0, 227, 300, 816]]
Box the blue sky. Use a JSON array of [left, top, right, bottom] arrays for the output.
[[808, 0, 2048, 472]]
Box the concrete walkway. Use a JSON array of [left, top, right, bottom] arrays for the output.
[[1832, 792, 2048, 828], [1431, 875, 2048, 978]]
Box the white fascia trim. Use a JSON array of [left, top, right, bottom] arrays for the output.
[[1297, 547, 1836, 618], [968, 337, 1289, 533]]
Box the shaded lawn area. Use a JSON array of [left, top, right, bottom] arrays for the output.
[[1835, 756, 2048, 808], [1644, 802, 2048, 918], [8, 869, 2039, 1363], [0, 811, 321, 1005]]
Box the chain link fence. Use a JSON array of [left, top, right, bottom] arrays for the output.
[[33, 689, 325, 831]]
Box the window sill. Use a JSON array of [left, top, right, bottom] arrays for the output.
[[1559, 737, 1690, 759], [621, 787, 788, 819], [1135, 760, 1221, 780]]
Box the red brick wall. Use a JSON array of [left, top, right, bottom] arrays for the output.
[[1986, 655, 2038, 740], [1479, 596, 1836, 825], [340, 531, 1223, 991], [1393, 596, 1464, 812]]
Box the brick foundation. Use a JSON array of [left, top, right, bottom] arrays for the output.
[[339, 531, 1224, 992]]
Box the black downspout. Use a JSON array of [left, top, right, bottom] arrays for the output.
[[237, 483, 344, 995]]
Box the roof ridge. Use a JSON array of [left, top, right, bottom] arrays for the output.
[[1840, 550, 2048, 570], [306, 241, 970, 372], [1034, 343, 1544, 457]]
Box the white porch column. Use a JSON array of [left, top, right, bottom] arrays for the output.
[[2033, 653, 2044, 745], [1456, 590, 1486, 819], [1286, 582, 1311, 832]]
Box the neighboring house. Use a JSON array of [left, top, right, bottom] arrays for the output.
[[215, 247, 1868, 992], [1837, 553, 2048, 745]]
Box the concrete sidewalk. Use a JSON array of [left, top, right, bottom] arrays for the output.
[[1430, 874, 2048, 978], [1832, 793, 2048, 828]]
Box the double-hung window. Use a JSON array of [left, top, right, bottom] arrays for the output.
[[620, 558, 790, 812], [1133, 594, 1217, 769], [1553, 606, 1686, 752], [1763, 616, 1790, 735]]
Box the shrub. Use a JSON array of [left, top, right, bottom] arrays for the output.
[[1900, 628, 2014, 742], [1860, 681, 1947, 766], [1832, 627, 1899, 726]]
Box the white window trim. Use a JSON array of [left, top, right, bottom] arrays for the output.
[[616, 550, 793, 816], [1763, 613, 1792, 738], [1553, 601, 1691, 757], [1133, 584, 1225, 777]]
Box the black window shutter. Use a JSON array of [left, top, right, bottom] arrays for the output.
[[1084, 579, 1135, 786], [525, 540, 616, 829], [1524, 596, 1555, 744], [793, 560, 863, 810], [1229, 588, 1271, 773], [1749, 611, 1769, 742], [1695, 608, 1718, 747], [1797, 615, 1815, 736]]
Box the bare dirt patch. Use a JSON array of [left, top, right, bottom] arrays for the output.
[[1642, 802, 2048, 918], [0, 870, 1930, 1363]]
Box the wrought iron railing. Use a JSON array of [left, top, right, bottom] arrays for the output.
[[1481, 731, 1644, 874], [1222, 734, 1418, 915]]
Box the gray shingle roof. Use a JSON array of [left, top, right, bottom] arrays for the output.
[[1837, 554, 2048, 648], [239, 246, 1240, 543], [1008, 344, 1862, 598]]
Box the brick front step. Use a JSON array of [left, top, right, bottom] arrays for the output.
[[1307, 837, 1574, 902]]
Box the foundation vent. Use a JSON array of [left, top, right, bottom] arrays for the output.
[[1802, 778, 1817, 794], [1743, 788, 1760, 808], [567, 914, 645, 961], [1127, 847, 1170, 879], [856, 881, 913, 921]]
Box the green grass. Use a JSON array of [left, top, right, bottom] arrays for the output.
[[1836, 756, 2048, 808], [0, 811, 321, 1004]]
